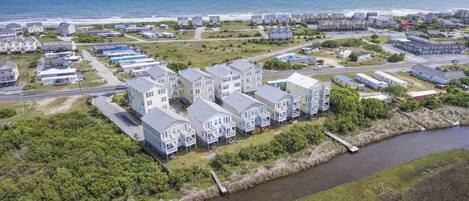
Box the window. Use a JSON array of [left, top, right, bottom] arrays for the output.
[[161, 96, 167, 102], [222, 85, 229, 90], [235, 82, 240, 87], [208, 87, 213, 92], [145, 91, 154, 98], [146, 100, 152, 106], [194, 89, 201, 94], [194, 81, 202, 87], [205, 80, 212, 85]]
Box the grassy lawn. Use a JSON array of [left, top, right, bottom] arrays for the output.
[[299, 149, 469, 201], [340, 56, 387, 67], [202, 29, 260, 39], [390, 72, 439, 91], [127, 29, 195, 41], [361, 35, 389, 44], [219, 20, 254, 30], [136, 39, 306, 67], [37, 29, 60, 43]]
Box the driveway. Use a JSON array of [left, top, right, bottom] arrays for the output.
[[92, 95, 143, 141], [82, 49, 122, 86], [194, 27, 205, 40]]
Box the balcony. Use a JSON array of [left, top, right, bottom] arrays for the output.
[[182, 129, 196, 147], [222, 122, 236, 139], [164, 142, 177, 155], [203, 130, 218, 144], [256, 113, 271, 127], [240, 119, 256, 132]]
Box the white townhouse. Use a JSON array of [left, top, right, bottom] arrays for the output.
[[0, 38, 37, 54], [0, 29, 17, 40], [5, 23, 22, 34], [127, 77, 169, 116], [177, 17, 189, 29], [26, 22, 44, 34], [147, 65, 180, 99], [224, 59, 262, 94], [263, 14, 276, 25], [142, 107, 196, 159], [41, 41, 77, 52], [291, 14, 303, 23], [255, 85, 300, 123], [192, 16, 203, 27], [205, 64, 241, 101], [276, 13, 290, 25], [58, 22, 76, 36], [0, 61, 19, 87], [286, 73, 331, 117], [251, 15, 263, 25], [179, 68, 215, 104], [209, 16, 221, 27], [268, 27, 293, 41], [223, 92, 270, 133], [187, 98, 236, 147]]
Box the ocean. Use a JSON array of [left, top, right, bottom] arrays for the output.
[[1, 0, 468, 24]]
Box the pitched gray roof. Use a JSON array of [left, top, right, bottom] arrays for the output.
[[26, 22, 42, 27], [223, 92, 264, 114], [0, 28, 16, 34], [412, 64, 466, 80], [5, 23, 21, 29], [127, 77, 164, 93], [187, 98, 232, 122], [206, 64, 239, 77], [147, 65, 176, 79], [226, 59, 260, 72], [142, 107, 189, 132], [179, 68, 213, 82], [0, 61, 17, 70], [255, 85, 291, 103]]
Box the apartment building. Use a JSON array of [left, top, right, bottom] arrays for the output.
[[127, 77, 169, 116], [255, 85, 300, 123], [222, 92, 270, 133], [147, 65, 180, 99], [285, 73, 331, 117], [179, 68, 215, 104], [224, 59, 262, 94], [205, 64, 241, 101]]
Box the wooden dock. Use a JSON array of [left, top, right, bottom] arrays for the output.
[[210, 170, 228, 194], [325, 131, 359, 152]]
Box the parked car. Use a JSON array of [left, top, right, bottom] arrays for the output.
[[435, 84, 447, 89]]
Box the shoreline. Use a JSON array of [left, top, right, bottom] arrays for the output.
[[178, 106, 469, 201], [1, 7, 468, 26]]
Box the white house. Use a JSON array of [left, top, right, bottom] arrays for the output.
[[147, 65, 180, 99], [26, 22, 44, 34], [286, 73, 331, 117], [41, 41, 77, 52], [268, 27, 293, 41], [373, 71, 408, 88], [120, 61, 160, 75], [224, 59, 262, 94], [336, 50, 352, 58], [127, 77, 169, 116], [263, 14, 276, 25], [0, 29, 17, 40], [251, 15, 263, 25], [192, 16, 203, 27], [187, 98, 236, 147], [276, 13, 290, 25], [142, 107, 196, 158], [356, 52, 371, 61], [209, 16, 221, 27], [355, 73, 388, 90], [291, 14, 303, 23], [205, 64, 241, 101], [36, 58, 79, 85], [177, 17, 189, 29], [179, 68, 215, 104], [255, 85, 300, 123], [0, 61, 19, 87], [223, 92, 270, 133], [58, 22, 76, 36], [0, 38, 36, 54]]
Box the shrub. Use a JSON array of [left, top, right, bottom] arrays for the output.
[[0, 108, 16, 118], [387, 53, 406, 62], [320, 40, 339, 48], [400, 98, 421, 112], [349, 53, 358, 62], [361, 98, 390, 119]]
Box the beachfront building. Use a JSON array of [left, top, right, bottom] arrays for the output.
[[36, 58, 79, 85], [205, 64, 241, 101], [410, 64, 466, 84], [42, 41, 77, 52], [390, 35, 465, 55], [255, 85, 300, 124], [355, 73, 388, 90], [177, 17, 189, 29], [317, 19, 368, 31], [142, 107, 196, 158], [187, 98, 236, 147], [147, 65, 180, 99], [224, 59, 262, 94], [127, 77, 169, 116], [251, 15, 263, 25], [373, 71, 408, 88], [352, 12, 367, 20], [5, 23, 22, 34], [26, 22, 44, 34], [291, 14, 303, 23], [209, 16, 221, 27], [179, 68, 215, 104], [454, 9, 469, 19], [0, 61, 19, 87], [263, 14, 276, 25], [268, 27, 293, 41], [0, 38, 37, 54], [285, 73, 331, 117], [192, 16, 203, 27], [0, 29, 17, 40], [222, 92, 270, 133], [333, 75, 365, 91], [367, 16, 397, 29], [276, 13, 290, 25], [58, 22, 76, 37]]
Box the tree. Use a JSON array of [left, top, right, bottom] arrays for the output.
[[274, 131, 308, 153], [400, 98, 421, 112], [422, 96, 442, 109], [387, 53, 406, 62], [349, 53, 358, 62], [167, 62, 188, 72], [320, 40, 338, 48], [0, 108, 16, 118], [384, 85, 408, 99], [361, 98, 390, 119], [371, 34, 379, 43]]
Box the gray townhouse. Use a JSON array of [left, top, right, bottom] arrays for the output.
[[255, 85, 300, 124], [58, 22, 76, 37], [0, 61, 19, 87], [222, 92, 270, 133], [223, 59, 262, 94], [147, 65, 180, 99], [179, 68, 215, 104], [206, 63, 241, 101]]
